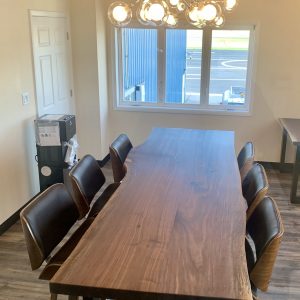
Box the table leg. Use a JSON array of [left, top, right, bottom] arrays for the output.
[[280, 129, 288, 172], [291, 145, 300, 204]]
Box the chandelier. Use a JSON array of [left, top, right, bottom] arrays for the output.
[[108, 0, 238, 28]]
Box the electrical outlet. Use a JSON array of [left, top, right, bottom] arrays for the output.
[[22, 92, 30, 105]]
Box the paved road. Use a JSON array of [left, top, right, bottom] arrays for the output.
[[185, 49, 248, 104]]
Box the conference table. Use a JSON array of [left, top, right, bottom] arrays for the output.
[[50, 128, 252, 300]]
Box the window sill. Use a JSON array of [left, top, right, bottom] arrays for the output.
[[114, 103, 252, 117]]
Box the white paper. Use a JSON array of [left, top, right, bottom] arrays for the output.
[[65, 135, 79, 166], [38, 125, 61, 146]]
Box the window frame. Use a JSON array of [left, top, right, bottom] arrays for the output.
[[113, 24, 256, 116]]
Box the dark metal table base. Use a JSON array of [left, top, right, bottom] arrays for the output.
[[280, 128, 300, 204]]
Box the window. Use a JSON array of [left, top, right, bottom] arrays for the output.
[[115, 26, 254, 114]]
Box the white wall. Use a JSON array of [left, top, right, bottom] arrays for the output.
[[96, 0, 110, 157], [0, 0, 70, 224], [105, 0, 300, 162], [70, 0, 110, 159], [70, 0, 102, 159]]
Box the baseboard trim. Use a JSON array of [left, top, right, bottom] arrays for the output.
[[0, 192, 41, 236], [258, 161, 294, 172]]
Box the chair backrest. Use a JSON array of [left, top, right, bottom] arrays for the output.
[[246, 196, 284, 292], [69, 154, 106, 219], [109, 134, 133, 182], [237, 142, 254, 182], [20, 183, 79, 270], [242, 163, 269, 219]]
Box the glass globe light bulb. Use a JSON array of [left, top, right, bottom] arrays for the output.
[[177, 1, 186, 11], [215, 16, 224, 27], [200, 4, 217, 21], [188, 7, 200, 22], [112, 5, 128, 22], [165, 13, 178, 27], [148, 3, 165, 21], [137, 8, 147, 23], [136, 1, 151, 25], [108, 2, 132, 26], [225, 0, 237, 11], [169, 0, 179, 6]]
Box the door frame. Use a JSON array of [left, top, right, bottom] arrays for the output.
[[29, 10, 75, 116]]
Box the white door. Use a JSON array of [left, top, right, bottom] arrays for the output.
[[30, 11, 75, 116]]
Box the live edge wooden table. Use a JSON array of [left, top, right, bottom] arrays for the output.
[[50, 128, 252, 300], [279, 118, 300, 204]]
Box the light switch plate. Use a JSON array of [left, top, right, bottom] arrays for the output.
[[22, 92, 30, 105]]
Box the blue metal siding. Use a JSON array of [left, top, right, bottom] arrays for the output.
[[122, 28, 186, 103], [165, 30, 187, 103], [122, 29, 157, 102]]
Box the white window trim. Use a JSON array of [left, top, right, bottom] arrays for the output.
[[111, 24, 256, 116]]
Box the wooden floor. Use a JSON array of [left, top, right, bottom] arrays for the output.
[[0, 165, 300, 300]]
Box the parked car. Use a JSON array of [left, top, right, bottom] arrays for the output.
[[222, 86, 246, 105]]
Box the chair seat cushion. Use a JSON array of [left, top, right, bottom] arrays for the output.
[[39, 218, 94, 280], [87, 182, 120, 218]]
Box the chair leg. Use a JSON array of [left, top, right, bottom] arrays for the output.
[[50, 294, 57, 300], [251, 284, 259, 300]]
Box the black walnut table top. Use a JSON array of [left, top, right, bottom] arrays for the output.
[[50, 128, 251, 300]]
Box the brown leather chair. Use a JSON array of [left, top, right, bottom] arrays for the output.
[[69, 154, 120, 219], [109, 134, 133, 182], [237, 141, 255, 182], [242, 163, 269, 220], [245, 196, 284, 299], [20, 183, 93, 300]]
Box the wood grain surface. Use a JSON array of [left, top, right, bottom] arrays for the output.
[[50, 128, 251, 300]]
